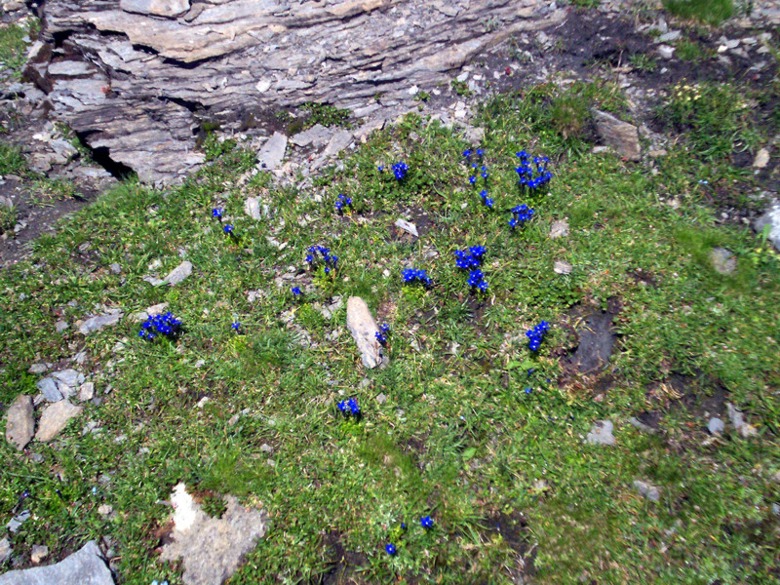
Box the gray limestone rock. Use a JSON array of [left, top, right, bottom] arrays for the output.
[[37, 0, 564, 183], [323, 130, 353, 158], [162, 260, 193, 286], [633, 480, 660, 502], [708, 417, 725, 435], [549, 219, 569, 239], [592, 109, 641, 161], [5, 395, 34, 450], [0, 541, 114, 585], [346, 296, 386, 369], [120, 0, 190, 18], [394, 218, 419, 237], [79, 310, 123, 335], [244, 197, 262, 220], [37, 377, 63, 402], [35, 401, 83, 442], [754, 200, 780, 252], [290, 124, 334, 148], [710, 247, 737, 275], [0, 537, 11, 565], [727, 403, 757, 438], [554, 260, 572, 275], [160, 484, 267, 585], [257, 132, 287, 171], [586, 420, 616, 446]]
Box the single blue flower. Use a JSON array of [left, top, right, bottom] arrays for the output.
[[231, 321, 241, 332], [468, 176, 477, 185], [212, 208, 223, 220], [476, 148, 484, 158], [378, 165, 384, 172], [223, 224, 235, 235], [400, 522, 407, 530], [420, 515, 434, 529], [337, 400, 347, 413], [385, 543, 397, 555], [291, 286, 302, 296], [524, 387, 533, 394]]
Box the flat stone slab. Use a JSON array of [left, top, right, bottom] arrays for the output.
[[345, 296, 386, 369], [0, 541, 114, 585], [35, 400, 83, 442], [160, 483, 267, 585], [754, 199, 780, 252], [5, 395, 34, 450], [257, 132, 287, 171], [586, 420, 616, 446], [162, 260, 193, 286], [79, 310, 123, 335]]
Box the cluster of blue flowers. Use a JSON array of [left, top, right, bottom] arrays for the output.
[[306, 245, 339, 275], [375, 323, 391, 346], [509, 204, 535, 229], [464, 148, 488, 186], [526, 321, 550, 352], [455, 246, 488, 292], [516, 151, 552, 192], [391, 161, 409, 181], [479, 189, 494, 209], [337, 397, 361, 419], [386, 516, 435, 556], [138, 312, 182, 341], [402, 268, 432, 287], [335, 193, 352, 214]]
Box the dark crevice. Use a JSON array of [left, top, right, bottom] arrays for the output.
[[75, 131, 136, 180], [157, 95, 208, 115]]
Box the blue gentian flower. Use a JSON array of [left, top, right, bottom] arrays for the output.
[[420, 515, 434, 529], [231, 321, 241, 332], [139, 312, 182, 341], [385, 543, 397, 555], [476, 148, 484, 158], [223, 224, 235, 235], [291, 286, 302, 296], [337, 400, 347, 413], [400, 522, 407, 530], [347, 397, 360, 416], [306, 245, 338, 274], [378, 165, 385, 172], [391, 161, 409, 181], [524, 387, 533, 394], [212, 208, 223, 220], [335, 193, 353, 214], [375, 323, 390, 346], [468, 175, 477, 185], [509, 204, 535, 229], [402, 268, 432, 287], [516, 150, 552, 193], [462, 149, 472, 160], [526, 321, 550, 352]]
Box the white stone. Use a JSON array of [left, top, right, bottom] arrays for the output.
[[553, 260, 572, 275], [346, 297, 386, 369], [5, 395, 34, 451], [257, 132, 287, 171], [394, 218, 419, 237], [657, 45, 675, 59], [753, 148, 770, 169], [549, 219, 569, 239], [586, 420, 616, 446]]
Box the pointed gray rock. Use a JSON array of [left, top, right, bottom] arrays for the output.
[[754, 200, 780, 252], [290, 124, 333, 148], [35, 401, 83, 442], [5, 395, 34, 450], [592, 110, 641, 161], [0, 541, 114, 585], [37, 377, 63, 402], [257, 132, 287, 171], [394, 218, 419, 237], [162, 260, 192, 286], [79, 310, 123, 335], [346, 297, 387, 369]]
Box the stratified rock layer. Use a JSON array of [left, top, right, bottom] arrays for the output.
[[32, 0, 564, 183]]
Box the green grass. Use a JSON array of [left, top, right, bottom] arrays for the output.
[[0, 141, 27, 175], [0, 81, 778, 584], [663, 0, 734, 25], [0, 21, 35, 82]]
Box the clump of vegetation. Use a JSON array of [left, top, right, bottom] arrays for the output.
[[0, 142, 27, 176], [663, 0, 734, 25], [0, 20, 37, 81], [0, 202, 16, 234], [659, 81, 757, 159]]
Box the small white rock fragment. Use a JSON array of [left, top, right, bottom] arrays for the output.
[[586, 420, 616, 446], [346, 297, 386, 369], [163, 260, 193, 286], [394, 218, 419, 237], [657, 45, 675, 59], [549, 219, 569, 239], [554, 260, 572, 275], [30, 544, 49, 564], [753, 148, 770, 169], [633, 480, 660, 502]]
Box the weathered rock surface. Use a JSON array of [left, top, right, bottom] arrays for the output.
[[592, 109, 641, 161], [549, 218, 569, 239], [162, 260, 193, 286], [79, 309, 123, 335], [586, 420, 616, 445], [35, 400, 83, 442], [0, 537, 11, 565], [710, 247, 736, 275], [257, 132, 287, 171], [633, 479, 660, 502], [346, 296, 386, 369], [5, 395, 34, 450], [160, 483, 267, 585], [0, 541, 114, 585], [33, 0, 563, 184], [754, 199, 780, 252]]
